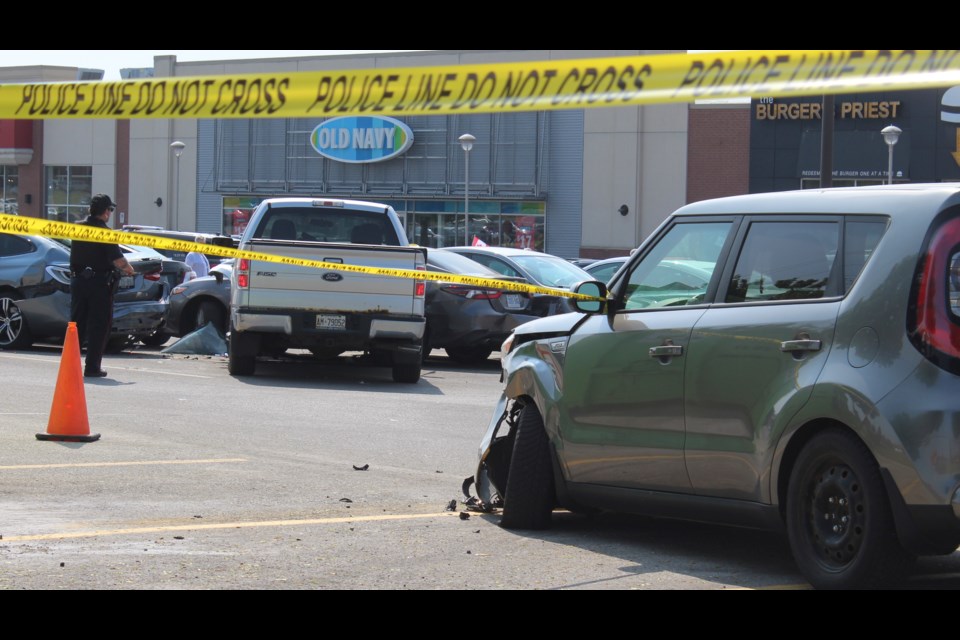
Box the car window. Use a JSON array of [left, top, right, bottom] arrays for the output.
[[467, 254, 523, 279], [586, 262, 623, 283], [622, 222, 732, 310], [511, 255, 592, 288], [0, 233, 34, 257], [725, 221, 840, 303], [252, 207, 401, 246], [843, 219, 888, 292]]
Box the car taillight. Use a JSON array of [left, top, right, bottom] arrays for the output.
[[144, 270, 161, 282], [237, 258, 250, 289], [415, 264, 425, 298], [440, 284, 502, 300], [909, 214, 960, 374]]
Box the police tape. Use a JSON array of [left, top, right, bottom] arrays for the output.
[[0, 214, 601, 301], [3, 50, 959, 120]]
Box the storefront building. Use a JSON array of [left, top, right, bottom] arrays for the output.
[[749, 87, 960, 190]]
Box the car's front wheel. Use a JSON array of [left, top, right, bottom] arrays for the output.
[[500, 402, 555, 530], [786, 428, 911, 589], [0, 293, 32, 350]]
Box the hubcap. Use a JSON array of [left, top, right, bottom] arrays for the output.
[[0, 297, 23, 346], [807, 462, 865, 568]]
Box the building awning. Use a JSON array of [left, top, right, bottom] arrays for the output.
[[798, 129, 911, 180]]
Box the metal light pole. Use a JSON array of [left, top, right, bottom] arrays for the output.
[[170, 141, 186, 229], [881, 125, 901, 185], [458, 133, 475, 246]]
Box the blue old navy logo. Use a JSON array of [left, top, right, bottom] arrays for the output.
[[310, 116, 414, 164]]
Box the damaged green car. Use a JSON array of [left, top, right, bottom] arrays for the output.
[[467, 184, 960, 590]]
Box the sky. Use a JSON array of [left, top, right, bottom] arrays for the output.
[[0, 51, 417, 80]]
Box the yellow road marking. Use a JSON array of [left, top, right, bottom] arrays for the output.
[[1, 511, 458, 542], [0, 458, 247, 471]]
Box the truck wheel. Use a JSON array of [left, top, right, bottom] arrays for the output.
[[500, 403, 555, 530], [392, 361, 421, 383], [228, 331, 257, 376], [786, 428, 910, 589]]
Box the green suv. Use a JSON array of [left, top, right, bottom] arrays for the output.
[[470, 184, 960, 589]]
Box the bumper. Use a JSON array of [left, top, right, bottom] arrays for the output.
[[233, 309, 424, 341], [111, 301, 168, 336]]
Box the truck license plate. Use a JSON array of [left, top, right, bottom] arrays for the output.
[[316, 314, 346, 330], [119, 276, 134, 289]]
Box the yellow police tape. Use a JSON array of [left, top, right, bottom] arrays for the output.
[[0, 214, 599, 301], [3, 50, 959, 119]]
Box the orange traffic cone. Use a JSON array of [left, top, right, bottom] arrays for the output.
[[37, 322, 100, 442]]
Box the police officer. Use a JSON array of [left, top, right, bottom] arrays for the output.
[[70, 194, 135, 378]]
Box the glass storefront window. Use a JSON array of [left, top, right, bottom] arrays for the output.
[[221, 196, 547, 250], [1, 166, 18, 214], [44, 166, 92, 222]]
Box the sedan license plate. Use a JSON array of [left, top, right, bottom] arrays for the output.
[[119, 276, 134, 289], [503, 294, 524, 310], [316, 314, 346, 330]]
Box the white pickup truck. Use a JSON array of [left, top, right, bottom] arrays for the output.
[[228, 198, 427, 382]]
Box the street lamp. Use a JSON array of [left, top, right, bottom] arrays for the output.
[[881, 125, 901, 185], [458, 133, 475, 246], [170, 140, 186, 229]]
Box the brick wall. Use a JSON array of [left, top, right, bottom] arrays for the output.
[[687, 106, 750, 204]]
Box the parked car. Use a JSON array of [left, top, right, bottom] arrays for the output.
[[120, 226, 238, 268], [582, 256, 627, 283], [424, 250, 537, 364], [470, 184, 960, 590], [443, 246, 593, 316], [155, 260, 233, 343], [0, 233, 168, 350]]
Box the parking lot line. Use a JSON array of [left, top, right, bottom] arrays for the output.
[[0, 511, 457, 542], [0, 458, 247, 470], [0, 353, 214, 378]]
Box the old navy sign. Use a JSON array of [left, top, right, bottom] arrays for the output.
[[310, 116, 414, 164]]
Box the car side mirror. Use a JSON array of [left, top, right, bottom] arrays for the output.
[[213, 271, 224, 284], [572, 280, 607, 314]]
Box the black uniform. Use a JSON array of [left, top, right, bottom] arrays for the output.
[[70, 216, 122, 375]]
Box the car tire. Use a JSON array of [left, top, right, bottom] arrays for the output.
[[228, 330, 256, 376], [0, 293, 32, 350], [786, 428, 911, 589], [392, 360, 421, 383], [500, 402, 555, 530], [194, 300, 226, 335], [139, 331, 170, 347], [445, 345, 493, 365], [104, 335, 131, 354]]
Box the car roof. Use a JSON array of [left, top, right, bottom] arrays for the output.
[[674, 183, 960, 218], [260, 197, 394, 213]]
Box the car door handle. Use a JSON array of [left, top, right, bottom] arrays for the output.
[[649, 345, 684, 358], [780, 339, 822, 353]]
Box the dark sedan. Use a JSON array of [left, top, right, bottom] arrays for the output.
[[443, 246, 593, 316], [425, 250, 539, 364]]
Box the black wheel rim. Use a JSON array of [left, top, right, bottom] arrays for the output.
[[804, 460, 866, 569], [0, 297, 23, 347]]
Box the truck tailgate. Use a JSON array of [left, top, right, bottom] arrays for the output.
[[242, 241, 424, 315]]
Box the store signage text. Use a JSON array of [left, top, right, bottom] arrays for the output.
[[310, 116, 414, 164], [755, 100, 902, 120]]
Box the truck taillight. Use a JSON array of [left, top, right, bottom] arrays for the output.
[[237, 259, 250, 289], [908, 214, 960, 374], [144, 270, 162, 282], [415, 264, 425, 298]]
